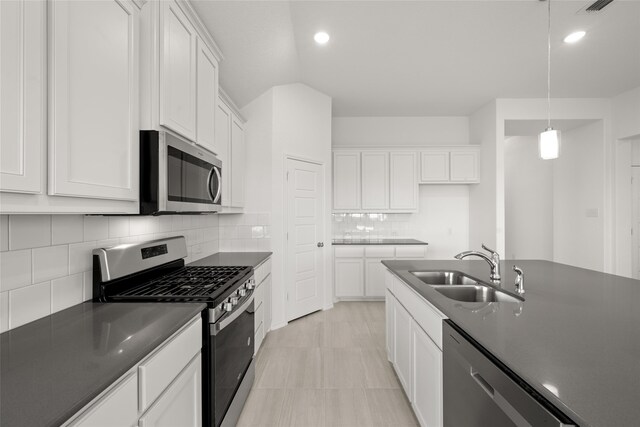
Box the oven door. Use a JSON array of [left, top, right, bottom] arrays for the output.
[[210, 295, 255, 427], [161, 131, 222, 213]]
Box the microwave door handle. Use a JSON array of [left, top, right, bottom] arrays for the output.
[[213, 167, 222, 203]]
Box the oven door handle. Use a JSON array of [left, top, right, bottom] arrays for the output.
[[213, 294, 254, 336]]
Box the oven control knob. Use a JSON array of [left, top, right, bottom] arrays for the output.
[[246, 280, 255, 290], [230, 297, 239, 306], [223, 302, 233, 312], [238, 289, 247, 297]]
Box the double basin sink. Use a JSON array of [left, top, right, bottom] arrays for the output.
[[410, 271, 524, 303]]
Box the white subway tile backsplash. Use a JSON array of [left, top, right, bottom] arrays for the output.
[[251, 226, 265, 239], [84, 216, 109, 241], [108, 217, 130, 238], [0, 215, 8, 251], [51, 274, 84, 313], [83, 270, 93, 301], [0, 292, 8, 333], [9, 215, 51, 250], [9, 281, 51, 329], [238, 226, 252, 239], [52, 215, 84, 245], [69, 241, 97, 275], [129, 216, 151, 236], [33, 245, 69, 283], [0, 250, 32, 292]]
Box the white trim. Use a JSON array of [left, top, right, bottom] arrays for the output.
[[175, 0, 223, 62], [219, 88, 246, 123]]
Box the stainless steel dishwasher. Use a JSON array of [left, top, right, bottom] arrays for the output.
[[443, 321, 576, 427]]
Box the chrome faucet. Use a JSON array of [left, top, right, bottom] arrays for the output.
[[513, 265, 525, 295], [454, 244, 501, 283]]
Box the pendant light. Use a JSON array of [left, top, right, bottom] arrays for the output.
[[539, 0, 561, 160]]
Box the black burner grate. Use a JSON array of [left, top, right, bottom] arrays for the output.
[[114, 266, 250, 300]]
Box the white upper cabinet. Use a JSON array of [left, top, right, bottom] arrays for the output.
[[361, 152, 389, 210], [196, 39, 219, 154], [230, 116, 245, 208], [0, 0, 45, 194], [160, 0, 197, 141], [333, 151, 361, 210], [450, 150, 479, 183], [390, 152, 418, 210], [420, 151, 449, 183], [420, 147, 480, 184], [49, 0, 139, 201], [215, 100, 232, 207]]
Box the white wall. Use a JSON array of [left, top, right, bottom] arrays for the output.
[[612, 86, 640, 140], [242, 83, 333, 329], [332, 117, 469, 146], [504, 136, 553, 260], [553, 121, 606, 271]]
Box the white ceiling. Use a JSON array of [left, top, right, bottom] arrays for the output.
[[191, 0, 640, 117]]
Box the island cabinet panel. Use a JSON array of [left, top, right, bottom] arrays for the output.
[[67, 372, 138, 427], [412, 322, 443, 427], [361, 151, 389, 210], [138, 354, 202, 427], [49, 0, 139, 201], [333, 151, 361, 210], [160, 0, 197, 141], [385, 288, 395, 362], [390, 152, 418, 210], [0, 0, 45, 194], [393, 297, 413, 399]]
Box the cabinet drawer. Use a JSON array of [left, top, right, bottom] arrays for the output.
[[139, 316, 202, 411], [255, 258, 271, 285], [335, 246, 364, 258], [254, 279, 265, 309], [393, 279, 446, 349], [365, 246, 395, 258], [395, 246, 427, 259], [255, 301, 264, 331], [67, 372, 138, 427], [254, 321, 265, 355]]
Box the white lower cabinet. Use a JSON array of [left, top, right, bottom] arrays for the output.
[[412, 322, 443, 427], [253, 257, 272, 355], [334, 257, 365, 297], [139, 354, 202, 427], [65, 315, 202, 427], [393, 298, 413, 398], [386, 269, 445, 427]]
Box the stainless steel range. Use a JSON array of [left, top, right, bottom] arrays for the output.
[[93, 236, 255, 427]]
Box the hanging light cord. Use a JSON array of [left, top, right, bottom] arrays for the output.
[[547, 0, 552, 129]]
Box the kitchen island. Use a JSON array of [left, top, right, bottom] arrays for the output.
[[383, 259, 640, 427]]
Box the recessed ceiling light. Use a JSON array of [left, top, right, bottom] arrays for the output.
[[563, 31, 586, 44], [314, 31, 330, 45]]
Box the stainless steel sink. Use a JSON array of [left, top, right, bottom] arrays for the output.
[[410, 271, 479, 286], [431, 285, 523, 303]]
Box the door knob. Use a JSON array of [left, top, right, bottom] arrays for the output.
[[317, 242, 324, 247]]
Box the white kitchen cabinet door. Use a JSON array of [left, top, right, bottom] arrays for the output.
[[361, 152, 389, 210], [215, 99, 232, 207], [68, 372, 138, 427], [48, 0, 139, 201], [195, 39, 218, 154], [230, 115, 245, 208], [412, 322, 443, 427], [334, 258, 364, 297], [450, 150, 479, 183], [139, 354, 202, 427], [333, 151, 361, 210], [420, 151, 450, 183], [264, 274, 272, 332], [385, 289, 395, 363], [394, 299, 413, 399], [390, 152, 418, 210], [365, 259, 388, 297], [0, 0, 45, 194], [160, 0, 197, 141]]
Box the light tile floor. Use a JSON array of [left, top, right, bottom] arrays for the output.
[[237, 302, 418, 427]]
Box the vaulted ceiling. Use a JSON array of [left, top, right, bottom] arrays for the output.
[[191, 0, 640, 116]]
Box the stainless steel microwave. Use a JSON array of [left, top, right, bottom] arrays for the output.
[[140, 130, 222, 215]]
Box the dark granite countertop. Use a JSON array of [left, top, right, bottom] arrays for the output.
[[382, 259, 640, 427], [332, 238, 428, 245], [0, 302, 206, 427], [189, 251, 272, 268]]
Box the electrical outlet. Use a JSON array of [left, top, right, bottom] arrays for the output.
[[586, 208, 600, 218]]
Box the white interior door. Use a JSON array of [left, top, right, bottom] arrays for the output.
[[286, 158, 325, 321], [632, 167, 640, 279]]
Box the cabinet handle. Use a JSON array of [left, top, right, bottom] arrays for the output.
[[317, 242, 324, 248]]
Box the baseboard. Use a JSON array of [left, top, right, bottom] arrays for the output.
[[335, 297, 385, 302], [270, 321, 287, 331]]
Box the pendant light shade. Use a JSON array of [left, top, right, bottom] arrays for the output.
[[539, 0, 561, 160], [539, 127, 561, 160]]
